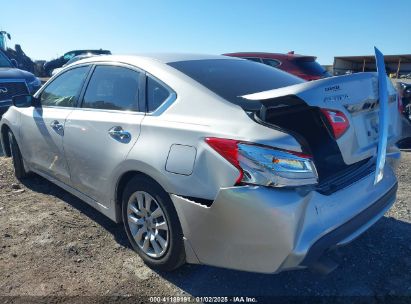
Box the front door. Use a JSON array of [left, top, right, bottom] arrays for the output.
[[19, 66, 90, 184], [63, 64, 144, 205]]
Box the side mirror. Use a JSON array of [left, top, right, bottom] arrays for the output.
[[10, 59, 18, 67], [12, 95, 38, 108]]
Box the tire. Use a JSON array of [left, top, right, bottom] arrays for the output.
[[8, 131, 28, 179], [122, 176, 185, 271]]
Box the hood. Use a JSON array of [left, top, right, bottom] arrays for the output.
[[0, 67, 36, 82]]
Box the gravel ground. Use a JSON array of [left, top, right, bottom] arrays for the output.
[[0, 144, 410, 303]]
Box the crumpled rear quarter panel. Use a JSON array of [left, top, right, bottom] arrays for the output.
[[172, 164, 397, 273]]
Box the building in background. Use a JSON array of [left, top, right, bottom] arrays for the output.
[[322, 65, 333, 75], [333, 54, 411, 79]]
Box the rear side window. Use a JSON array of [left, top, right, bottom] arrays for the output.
[[83, 66, 140, 111], [262, 58, 281, 68], [146, 77, 170, 112], [294, 60, 330, 77], [243, 57, 263, 63], [40, 66, 89, 107], [168, 59, 303, 111]]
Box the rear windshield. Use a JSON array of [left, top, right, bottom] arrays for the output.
[[294, 59, 330, 77], [168, 59, 303, 110], [0, 51, 12, 68]]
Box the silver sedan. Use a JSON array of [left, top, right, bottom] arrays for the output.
[[0, 53, 401, 273]]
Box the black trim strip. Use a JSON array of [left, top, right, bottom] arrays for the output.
[[316, 158, 375, 195]]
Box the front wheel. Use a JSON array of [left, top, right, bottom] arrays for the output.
[[8, 131, 28, 179], [122, 176, 185, 271]]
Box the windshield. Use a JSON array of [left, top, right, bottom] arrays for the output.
[[66, 55, 87, 66], [0, 51, 12, 68], [294, 59, 330, 77], [63, 52, 76, 60], [168, 59, 304, 110]]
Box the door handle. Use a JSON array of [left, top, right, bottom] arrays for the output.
[[50, 120, 64, 132], [108, 126, 131, 142]]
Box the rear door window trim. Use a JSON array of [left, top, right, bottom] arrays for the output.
[[143, 72, 177, 116]]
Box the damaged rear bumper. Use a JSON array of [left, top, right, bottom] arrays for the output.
[[171, 164, 397, 273]]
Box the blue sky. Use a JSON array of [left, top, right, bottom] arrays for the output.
[[1, 0, 410, 64]]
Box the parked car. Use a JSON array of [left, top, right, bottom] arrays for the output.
[[224, 51, 331, 81], [0, 54, 401, 274], [51, 54, 98, 76], [397, 82, 411, 117], [396, 82, 411, 143], [0, 50, 41, 117], [400, 73, 411, 79], [43, 49, 111, 76]]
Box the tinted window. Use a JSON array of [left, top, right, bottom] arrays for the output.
[[262, 58, 281, 68], [168, 59, 303, 110], [294, 60, 330, 77], [243, 57, 262, 63], [83, 66, 140, 111], [146, 77, 170, 112], [66, 55, 88, 65], [63, 52, 76, 60], [40, 66, 89, 107]]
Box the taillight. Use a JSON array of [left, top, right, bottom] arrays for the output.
[[204, 138, 243, 184], [321, 109, 350, 139], [205, 137, 318, 187]]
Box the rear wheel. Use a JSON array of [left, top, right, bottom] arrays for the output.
[[8, 131, 28, 179], [122, 176, 185, 271]]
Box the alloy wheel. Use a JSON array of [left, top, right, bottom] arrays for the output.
[[127, 191, 169, 258]]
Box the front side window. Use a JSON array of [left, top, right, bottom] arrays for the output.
[[83, 66, 140, 111], [40, 66, 89, 107], [146, 77, 170, 112]]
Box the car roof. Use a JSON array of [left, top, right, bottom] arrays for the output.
[[74, 53, 242, 65], [64, 49, 111, 55], [224, 52, 316, 60]]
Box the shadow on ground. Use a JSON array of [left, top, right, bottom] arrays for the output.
[[9, 154, 411, 298], [19, 174, 132, 250]]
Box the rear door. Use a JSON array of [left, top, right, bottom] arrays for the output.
[[63, 64, 144, 205], [19, 66, 90, 184]]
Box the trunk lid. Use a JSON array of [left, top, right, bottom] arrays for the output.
[[242, 72, 401, 168]]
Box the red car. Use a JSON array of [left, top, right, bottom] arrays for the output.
[[224, 51, 331, 81]]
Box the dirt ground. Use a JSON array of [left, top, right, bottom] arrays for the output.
[[0, 145, 410, 303]]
